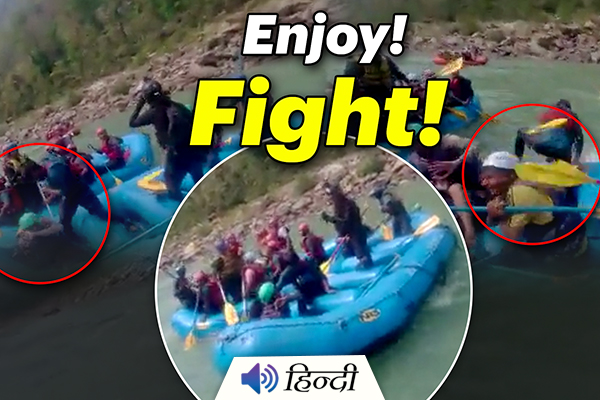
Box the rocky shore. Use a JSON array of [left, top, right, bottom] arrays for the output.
[[159, 150, 418, 270], [409, 18, 600, 63]]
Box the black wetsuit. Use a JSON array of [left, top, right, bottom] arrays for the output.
[[378, 192, 413, 237], [323, 195, 373, 267], [174, 277, 198, 310], [129, 98, 218, 200], [46, 162, 128, 235]]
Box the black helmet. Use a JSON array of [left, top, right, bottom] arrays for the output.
[[556, 99, 571, 110], [141, 80, 163, 101], [175, 264, 186, 277]]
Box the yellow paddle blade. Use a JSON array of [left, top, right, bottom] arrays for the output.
[[320, 260, 330, 274], [515, 161, 599, 187], [447, 108, 468, 120], [115, 177, 123, 185], [225, 137, 232, 145], [382, 224, 393, 241], [414, 215, 441, 236], [224, 302, 239, 326], [479, 111, 500, 124], [524, 118, 568, 135], [184, 332, 196, 351], [438, 57, 464, 76]]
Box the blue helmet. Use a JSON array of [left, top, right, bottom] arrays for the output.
[[215, 239, 228, 254]]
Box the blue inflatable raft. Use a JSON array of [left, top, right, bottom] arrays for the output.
[[89, 132, 155, 193], [169, 211, 434, 341], [211, 215, 455, 373]]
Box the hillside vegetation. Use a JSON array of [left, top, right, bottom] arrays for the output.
[[0, 0, 251, 122]]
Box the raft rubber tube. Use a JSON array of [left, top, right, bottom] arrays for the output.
[[169, 211, 433, 340], [211, 218, 455, 373], [433, 55, 488, 66], [89, 133, 155, 193]]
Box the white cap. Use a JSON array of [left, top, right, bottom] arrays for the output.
[[482, 151, 519, 170]]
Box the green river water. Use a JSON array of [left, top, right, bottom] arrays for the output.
[[3, 51, 600, 399]]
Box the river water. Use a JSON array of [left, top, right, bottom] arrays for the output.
[[3, 51, 600, 399], [156, 167, 472, 400]]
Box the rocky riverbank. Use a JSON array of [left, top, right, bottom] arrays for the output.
[[1, 0, 340, 143], [159, 150, 418, 270], [408, 18, 600, 63]]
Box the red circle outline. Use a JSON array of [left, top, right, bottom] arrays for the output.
[[0, 142, 111, 284], [461, 103, 600, 246]]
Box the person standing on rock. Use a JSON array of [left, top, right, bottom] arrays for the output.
[[129, 79, 218, 200], [320, 180, 373, 268]]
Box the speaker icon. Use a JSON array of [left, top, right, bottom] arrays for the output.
[[241, 363, 279, 394]]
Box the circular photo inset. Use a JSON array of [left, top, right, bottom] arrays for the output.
[[155, 144, 473, 400]]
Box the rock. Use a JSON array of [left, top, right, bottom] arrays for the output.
[[189, 64, 220, 79], [485, 28, 507, 43], [590, 51, 600, 63], [535, 34, 555, 51]]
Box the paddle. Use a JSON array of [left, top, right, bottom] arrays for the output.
[[522, 118, 568, 135], [320, 236, 347, 274], [104, 165, 123, 186], [515, 160, 600, 187], [36, 182, 55, 220], [216, 278, 240, 326], [184, 289, 203, 351], [437, 57, 464, 76]]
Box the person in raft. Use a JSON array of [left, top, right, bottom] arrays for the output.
[[91, 127, 126, 174], [191, 271, 224, 316], [370, 181, 414, 238], [321, 181, 373, 267], [480, 151, 587, 258], [1, 142, 47, 215], [515, 99, 584, 165], [44, 161, 137, 238], [15, 212, 63, 257], [0, 175, 24, 226], [299, 222, 328, 265], [249, 282, 292, 320], [343, 47, 410, 143], [409, 134, 487, 248], [129, 79, 218, 200], [211, 239, 244, 303], [172, 264, 199, 310]]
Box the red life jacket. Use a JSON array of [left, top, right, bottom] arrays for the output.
[[538, 109, 577, 131], [449, 77, 461, 97], [301, 234, 326, 260], [100, 137, 125, 161]]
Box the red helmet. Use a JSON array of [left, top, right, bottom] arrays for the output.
[[299, 223, 309, 234], [192, 271, 208, 284], [96, 127, 108, 137]]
